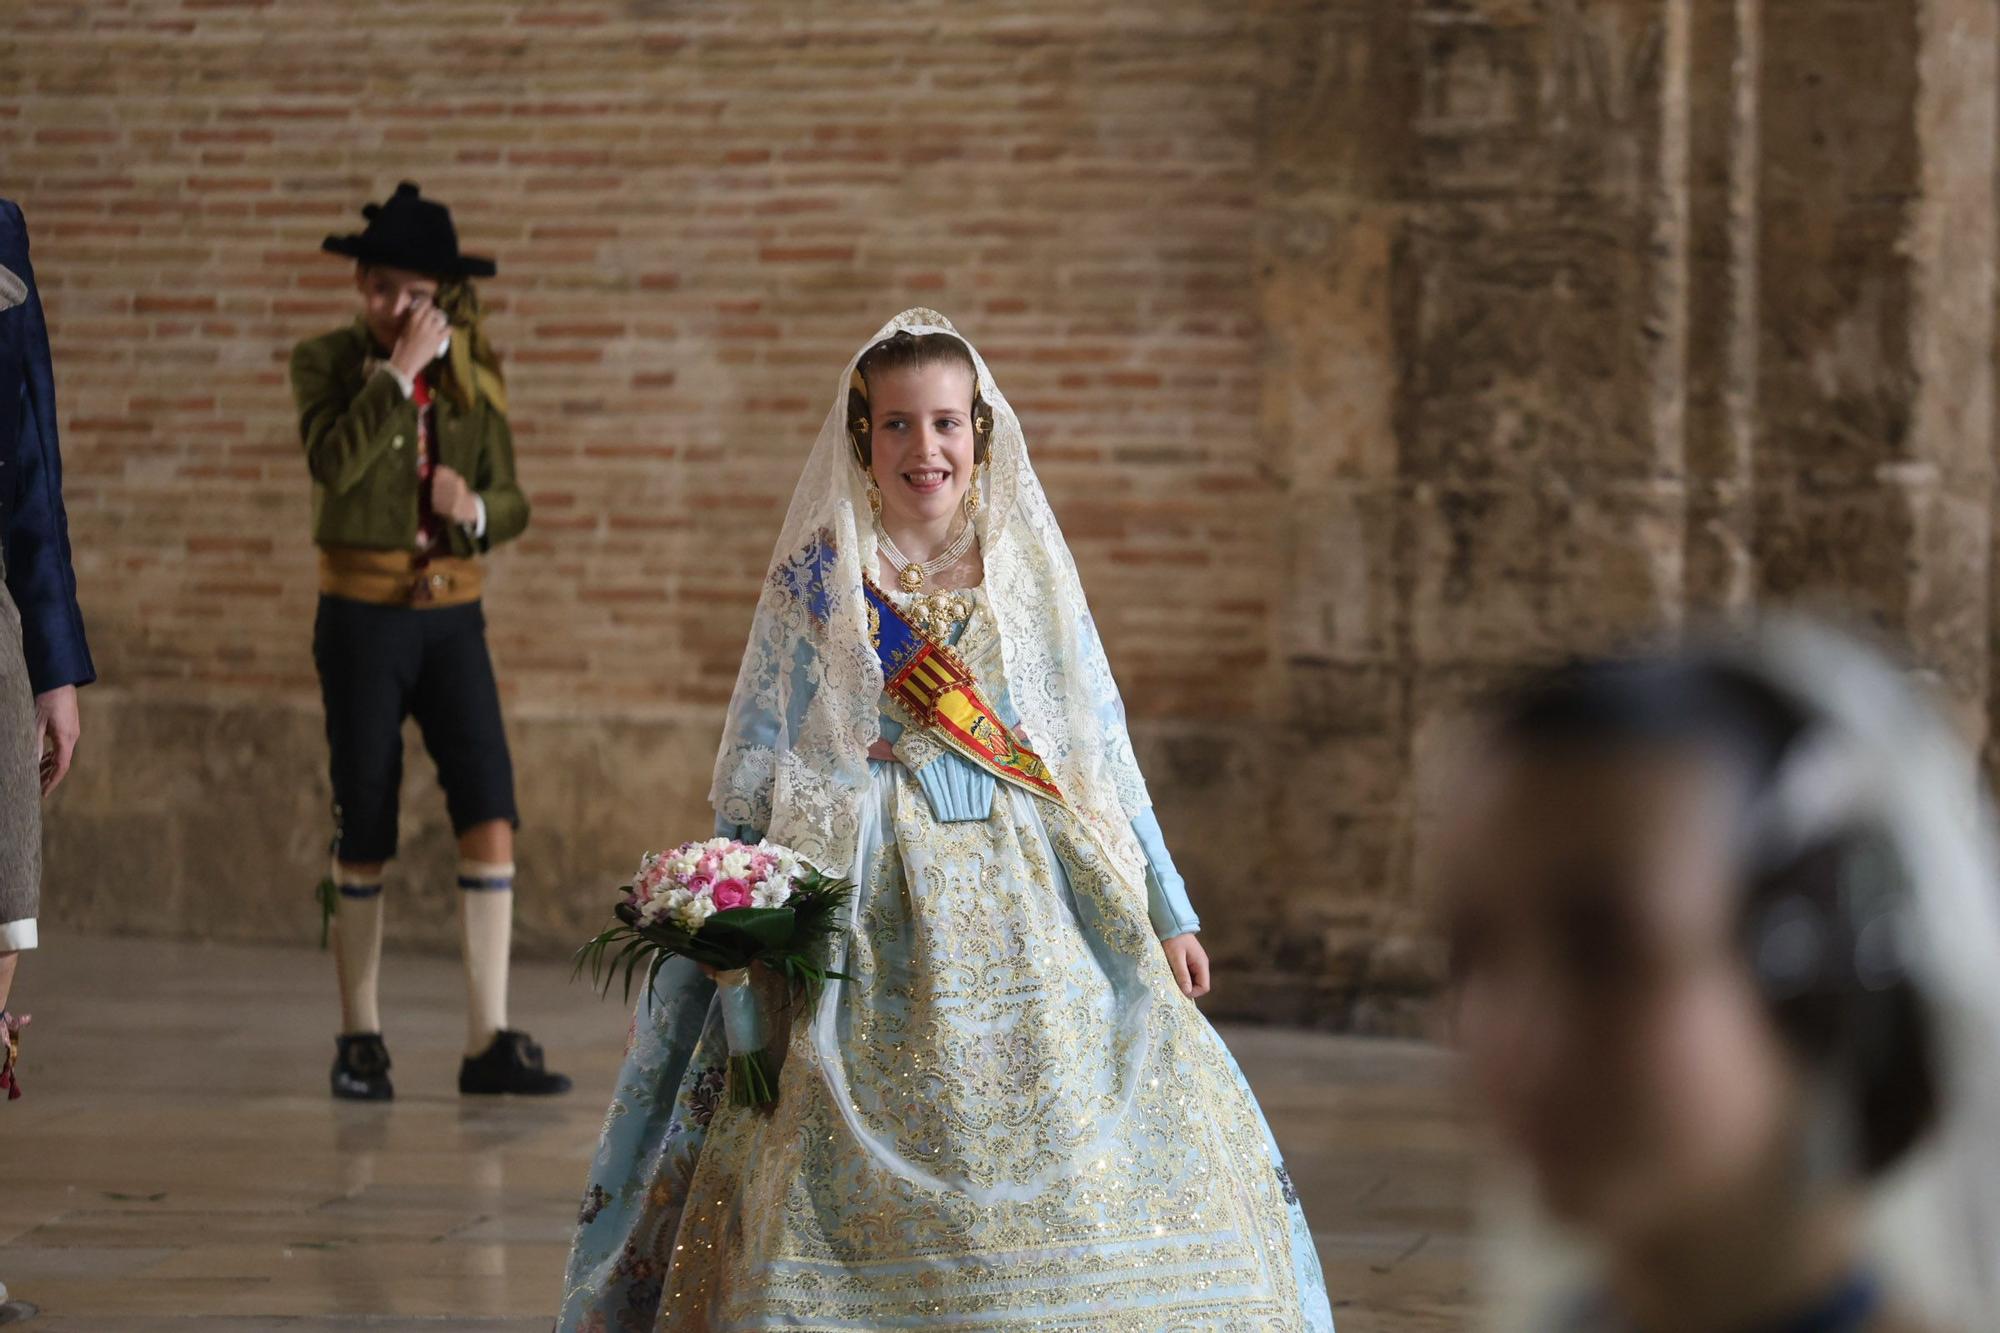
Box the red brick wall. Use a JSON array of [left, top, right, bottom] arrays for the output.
[[7, 0, 1272, 718], [18, 2, 1993, 1037]]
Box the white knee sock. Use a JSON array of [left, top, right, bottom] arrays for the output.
[[458, 859, 514, 1056], [332, 864, 386, 1036]]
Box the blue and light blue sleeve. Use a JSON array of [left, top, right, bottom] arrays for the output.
[[995, 680, 1199, 939], [1073, 653, 1202, 941], [1131, 805, 1200, 939], [713, 636, 819, 845]]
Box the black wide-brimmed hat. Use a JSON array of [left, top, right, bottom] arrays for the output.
[[321, 181, 496, 279]]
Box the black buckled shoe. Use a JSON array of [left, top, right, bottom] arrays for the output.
[[331, 1033, 394, 1101], [459, 1029, 572, 1096]]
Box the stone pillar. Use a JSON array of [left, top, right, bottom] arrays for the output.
[[1681, 0, 1760, 616], [1251, 0, 1695, 1032], [1249, 4, 1419, 1028], [1750, 0, 1995, 737], [1251, 0, 1996, 1032]]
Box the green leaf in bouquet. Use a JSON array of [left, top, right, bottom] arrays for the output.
[[571, 925, 655, 1005], [568, 935, 602, 985], [609, 934, 651, 1004], [769, 952, 856, 1006], [698, 907, 799, 953], [645, 950, 670, 1007], [784, 877, 856, 947], [677, 936, 750, 971]]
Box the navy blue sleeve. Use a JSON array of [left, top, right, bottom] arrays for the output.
[[2, 201, 95, 694]]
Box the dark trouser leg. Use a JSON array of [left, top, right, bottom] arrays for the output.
[[410, 603, 520, 1055], [313, 596, 418, 1037]]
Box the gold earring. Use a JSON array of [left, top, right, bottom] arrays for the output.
[[867, 481, 883, 516], [963, 464, 983, 518]]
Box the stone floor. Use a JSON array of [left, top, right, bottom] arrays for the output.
[[0, 934, 1478, 1332]]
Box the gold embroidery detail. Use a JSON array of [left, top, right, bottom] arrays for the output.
[[657, 780, 1305, 1327], [902, 589, 973, 640]]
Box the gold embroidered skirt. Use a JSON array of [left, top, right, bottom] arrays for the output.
[[558, 765, 1334, 1332]]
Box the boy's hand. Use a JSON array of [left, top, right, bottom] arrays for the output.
[[430, 465, 480, 526], [389, 302, 450, 381]]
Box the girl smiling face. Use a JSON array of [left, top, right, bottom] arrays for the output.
[[864, 359, 979, 539]]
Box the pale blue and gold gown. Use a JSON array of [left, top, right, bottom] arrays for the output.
[[557, 582, 1334, 1332]]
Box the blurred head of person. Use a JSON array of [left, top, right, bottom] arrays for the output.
[[1443, 623, 1999, 1332]]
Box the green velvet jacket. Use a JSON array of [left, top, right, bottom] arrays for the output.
[[289, 319, 529, 556]]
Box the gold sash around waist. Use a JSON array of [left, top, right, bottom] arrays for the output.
[[318, 547, 483, 608]]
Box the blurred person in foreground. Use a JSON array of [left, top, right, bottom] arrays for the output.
[[1443, 622, 1999, 1333]]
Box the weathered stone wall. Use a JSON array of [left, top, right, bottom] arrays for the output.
[[8, 1, 1996, 1033], [1245, 0, 1997, 1031]]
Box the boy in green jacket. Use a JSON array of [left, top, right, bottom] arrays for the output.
[[292, 182, 566, 1100]]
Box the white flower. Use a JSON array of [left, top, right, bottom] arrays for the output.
[[751, 879, 792, 909], [646, 887, 689, 928], [704, 836, 733, 853], [719, 849, 754, 879], [671, 891, 715, 932]]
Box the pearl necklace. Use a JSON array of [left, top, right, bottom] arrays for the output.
[[878, 516, 976, 593]]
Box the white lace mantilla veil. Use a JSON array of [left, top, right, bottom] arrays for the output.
[[708, 307, 1155, 893], [1483, 622, 2000, 1333]]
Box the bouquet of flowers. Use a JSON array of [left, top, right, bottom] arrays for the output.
[[575, 837, 853, 1107]]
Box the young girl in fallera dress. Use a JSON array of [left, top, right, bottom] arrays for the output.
[[557, 310, 1335, 1332]]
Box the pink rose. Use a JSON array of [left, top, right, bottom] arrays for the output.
[[686, 871, 716, 897], [711, 878, 753, 911]]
